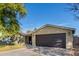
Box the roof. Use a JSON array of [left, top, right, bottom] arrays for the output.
[[26, 24, 75, 35], [26, 31, 33, 35], [44, 24, 75, 31]]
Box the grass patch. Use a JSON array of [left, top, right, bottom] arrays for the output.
[[0, 44, 24, 52], [0, 45, 6, 48]]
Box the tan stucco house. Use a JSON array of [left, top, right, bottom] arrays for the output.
[[25, 24, 75, 49]]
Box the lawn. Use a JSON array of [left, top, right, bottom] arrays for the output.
[[0, 44, 24, 52]]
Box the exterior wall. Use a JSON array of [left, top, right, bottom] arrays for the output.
[[66, 31, 73, 49], [32, 26, 73, 49], [32, 34, 36, 47]]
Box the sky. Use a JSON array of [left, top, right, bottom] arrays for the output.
[[19, 3, 79, 35]]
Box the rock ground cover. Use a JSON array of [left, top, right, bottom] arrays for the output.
[[33, 47, 74, 56]]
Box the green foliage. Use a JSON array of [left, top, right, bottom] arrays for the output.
[[0, 3, 26, 38]]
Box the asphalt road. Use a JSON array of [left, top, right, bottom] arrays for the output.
[[0, 48, 39, 56]]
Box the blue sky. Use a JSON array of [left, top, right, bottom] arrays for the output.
[[19, 3, 79, 35]]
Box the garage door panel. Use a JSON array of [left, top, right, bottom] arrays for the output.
[[36, 33, 66, 48]]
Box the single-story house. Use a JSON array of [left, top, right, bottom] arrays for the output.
[[25, 24, 75, 49]]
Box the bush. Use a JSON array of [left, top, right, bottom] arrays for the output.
[[8, 42, 15, 45]]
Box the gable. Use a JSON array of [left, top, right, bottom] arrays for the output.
[[33, 26, 72, 35]]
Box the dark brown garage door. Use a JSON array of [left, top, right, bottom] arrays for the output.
[[36, 33, 66, 48]]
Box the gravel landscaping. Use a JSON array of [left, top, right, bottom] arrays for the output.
[[33, 47, 74, 56]]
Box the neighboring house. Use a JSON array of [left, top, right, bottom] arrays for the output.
[[73, 36, 79, 48], [25, 24, 75, 49]]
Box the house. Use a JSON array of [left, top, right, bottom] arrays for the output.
[[73, 36, 79, 48], [25, 24, 75, 49]]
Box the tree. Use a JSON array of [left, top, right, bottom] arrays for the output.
[[0, 3, 26, 38], [69, 3, 79, 19]]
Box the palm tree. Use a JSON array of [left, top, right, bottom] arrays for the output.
[[0, 3, 26, 38]]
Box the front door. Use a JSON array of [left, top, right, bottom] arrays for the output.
[[28, 36, 32, 45]]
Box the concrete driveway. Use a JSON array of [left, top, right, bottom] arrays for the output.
[[0, 48, 39, 56]]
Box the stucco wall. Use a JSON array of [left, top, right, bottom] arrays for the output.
[[32, 26, 73, 49], [66, 32, 73, 49]]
